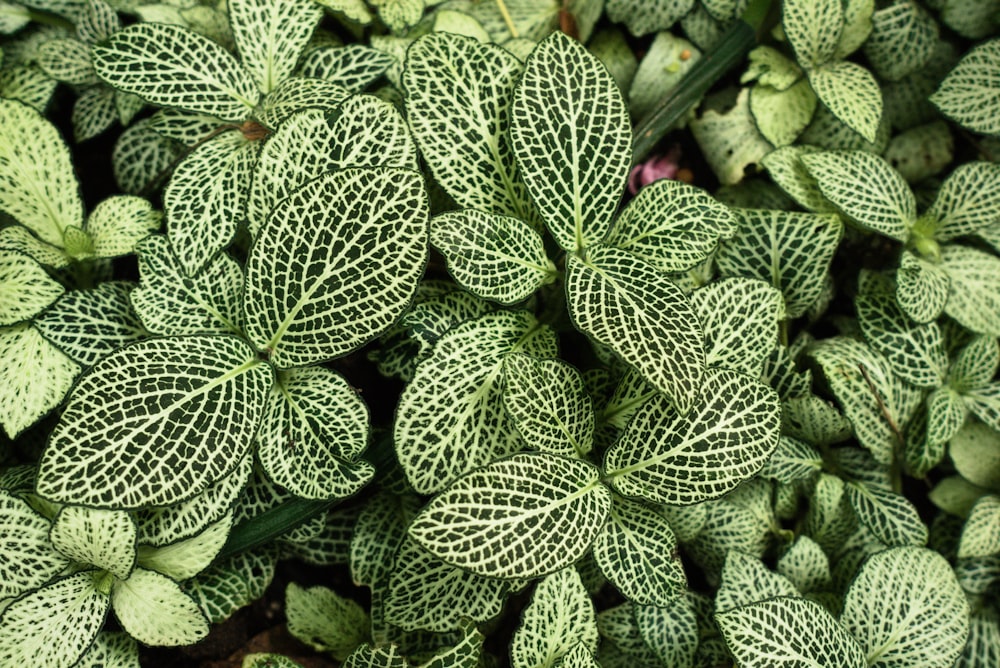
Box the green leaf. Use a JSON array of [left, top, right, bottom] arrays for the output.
[[782, 0, 843, 69], [931, 39, 1000, 136], [846, 483, 927, 547], [137, 513, 231, 580], [50, 506, 137, 579], [511, 31, 630, 252], [0, 571, 110, 668], [430, 210, 555, 304], [403, 32, 535, 222], [229, 0, 320, 95], [929, 162, 1000, 241], [298, 44, 394, 93], [0, 323, 79, 439], [77, 0, 121, 45], [689, 88, 773, 187], [351, 491, 420, 588], [715, 550, 798, 613], [896, 250, 949, 324], [958, 495, 1000, 559], [408, 452, 612, 579], [0, 64, 58, 115], [343, 645, 407, 668], [0, 489, 70, 599], [243, 654, 305, 668], [82, 195, 157, 258], [777, 535, 831, 593], [243, 168, 427, 369], [0, 225, 70, 269], [285, 582, 369, 660], [604, 367, 780, 505], [511, 567, 598, 668], [111, 118, 183, 196], [760, 145, 837, 214], [38, 38, 98, 86], [926, 386, 967, 447], [856, 287, 947, 387], [805, 473, 858, 553], [967, 384, 1000, 432], [394, 311, 557, 494], [743, 46, 802, 91], [835, 0, 875, 59], [183, 547, 278, 624], [93, 22, 259, 120], [256, 366, 374, 500], [131, 235, 243, 337], [759, 436, 824, 483], [111, 567, 209, 646], [863, 1, 938, 82], [783, 394, 853, 446], [592, 497, 685, 607], [807, 62, 883, 144], [690, 277, 783, 375], [566, 245, 705, 413], [37, 334, 273, 509], [0, 3, 30, 33], [0, 248, 63, 325], [254, 76, 349, 129], [841, 547, 969, 667], [606, 0, 692, 36], [554, 642, 600, 668], [604, 178, 737, 274], [949, 335, 1000, 393], [632, 597, 698, 668], [956, 606, 1000, 668], [716, 596, 867, 667], [72, 86, 117, 144], [76, 632, 140, 668], [951, 421, 1000, 491], [502, 354, 594, 458], [749, 79, 817, 147], [0, 98, 83, 246], [941, 244, 1000, 335]]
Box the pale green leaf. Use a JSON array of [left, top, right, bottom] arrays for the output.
[[183, 547, 278, 624], [77, 0, 120, 45], [566, 245, 705, 413], [742, 46, 803, 91], [589, 29, 638, 94], [715, 550, 798, 613], [958, 495, 1000, 559], [38, 38, 98, 85], [229, 0, 320, 94], [137, 513, 231, 580], [0, 98, 83, 246], [511, 31, 630, 251], [343, 644, 407, 668], [628, 32, 700, 120], [0, 3, 30, 34], [926, 386, 967, 446], [596, 603, 660, 664], [951, 421, 1000, 491], [896, 250, 949, 323], [457, 0, 560, 42], [632, 597, 698, 668], [783, 0, 843, 69], [807, 62, 883, 144], [554, 642, 600, 668], [75, 632, 139, 668], [0, 323, 79, 439], [0, 225, 70, 269], [846, 483, 927, 547], [606, 0, 693, 36], [84, 195, 159, 258], [805, 472, 859, 553], [511, 567, 598, 668], [605, 178, 737, 274], [690, 277, 783, 375], [242, 654, 304, 668], [281, 507, 357, 567], [950, 335, 1000, 392], [256, 366, 374, 500], [350, 491, 420, 588], [502, 353, 594, 457], [929, 475, 987, 518], [864, 1, 938, 82], [750, 79, 817, 147], [716, 596, 867, 667], [148, 109, 221, 147], [37, 334, 273, 509], [929, 162, 1000, 240], [430, 209, 555, 304], [941, 244, 1000, 335], [431, 8, 491, 42], [93, 22, 259, 120], [403, 32, 535, 222], [0, 571, 110, 668], [856, 288, 947, 387], [931, 39, 1000, 136], [0, 489, 70, 599], [759, 436, 824, 483], [50, 506, 137, 579], [254, 76, 349, 129], [285, 582, 369, 660], [394, 311, 557, 494], [782, 393, 853, 446], [883, 121, 954, 183], [111, 118, 183, 195], [604, 367, 780, 505], [592, 497, 685, 607], [408, 452, 612, 579], [72, 85, 117, 144], [689, 87, 773, 186], [835, 0, 874, 59], [967, 383, 1000, 432], [0, 248, 63, 325], [841, 547, 969, 667], [687, 497, 772, 575], [955, 606, 1000, 668], [0, 64, 58, 114], [760, 145, 837, 214], [111, 567, 209, 646], [243, 168, 427, 368], [600, 368, 657, 431], [777, 535, 831, 593], [298, 44, 393, 92]]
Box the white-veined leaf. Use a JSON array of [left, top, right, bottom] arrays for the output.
[[136, 513, 231, 581], [743, 46, 802, 91], [930, 162, 1000, 241], [690, 277, 783, 375], [846, 483, 927, 547], [841, 547, 969, 667], [93, 22, 259, 120], [77, 0, 120, 45], [37, 38, 98, 85], [716, 596, 867, 667], [566, 244, 705, 413], [148, 109, 221, 147], [604, 367, 780, 505], [111, 567, 209, 646], [836, 0, 875, 59], [131, 235, 243, 337], [955, 606, 1000, 668], [941, 244, 1000, 335], [0, 571, 110, 668], [554, 642, 599, 668], [511, 567, 598, 668], [37, 334, 273, 509], [256, 366, 374, 500], [715, 550, 798, 613], [926, 386, 966, 447], [931, 39, 1000, 136], [896, 250, 949, 323], [0, 248, 63, 325], [805, 473, 857, 553], [254, 76, 349, 129], [0, 64, 58, 114], [958, 495, 1000, 559], [511, 31, 629, 251], [782, 0, 843, 69], [690, 87, 773, 186], [0, 323, 79, 439], [592, 497, 685, 607], [403, 33, 535, 222], [777, 535, 831, 593], [72, 85, 117, 144], [111, 118, 183, 196], [0, 489, 70, 599], [759, 436, 824, 483], [0, 2, 31, 33], [50, 506, 137, 579], [298, 44, 393, 92], [0, 225, 70, 269], [502, 353, 594, 457], [605, 178, 737, 273], [343, 644, 407, 668], [750, 79, 817, 148], [408, 452, 612, 579], [950, 421, 1000, 491], [605, 0, 692, 36], [243, 168, 427, 369], [229, 0, 320, 95], [807, 61, 883, 144], [856, 288, 947, 387], [183, 547, 278, 624], [394, 311, 557, 494], [430, 209, 555, 304], [600, 368, 657, 431], [949, 334, 1000, 392], [75, 632, 139, 668], [760, 145, 837, 214], [350, 491, 420, 588], [632, 597, 698, 668], [84, 195, 159, 259], [863, 1, 938, 82], [0, 98, 83, 246], [285, 582, 369, 660], [967, 383, 1000, 432], [782, 394, 853, 446]]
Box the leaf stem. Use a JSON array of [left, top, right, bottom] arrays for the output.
[[857, 363, 904, 493], [494, 0, 519, 39]]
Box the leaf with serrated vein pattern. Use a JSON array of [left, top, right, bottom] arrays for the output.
[[93, 22, 259, 120], [566, 245, 704, 413], [846, 483, 927, 547], [0, 248, 63, 325], [930, 162, 1000, 241], [807, 62, 883, 144], [941, 244, 1000, 335], [896, 250, 949, 323], [112, 568, 209, 646], [783, 0, 843, 69], [350, 491, 420, 588], [958, 495, 1000, 559], [395, 311, 557, 494], [856, 288, 946, 388], [606, 0, 691, 36], [592, 497, 685, 607], [511, 567, 598, 668], [842, 547, 969, 667], [949, 335, 999, 392], [37, 334, 273, 509], [931, 40, 1000, 136], [50, 506, 137, 579], [403, 33, 535, 222], [716, 550, 798, 613], [409, 452, 611, 579], [777, 535, 831, 593], [0, 489, 70, 599], [299, 44, 393, 92], [229, 0, 320, 95], [782, 394, 853, 446], [633, 597, 699, 668], [601, 368, 657, 430], [38, 38, 99, 86], [111, 119, 183, 196], [136, 513, 231, 580], [511, 31, 630, 251], [604, 367, 780, 505], [243, 168, 427, 369], [72, 85, 117, 144], [85, 195, 160, 259], [716, 596, 867, 667], [759, 436, 824, 483], [254, 76, 349, 129], [0, 323, 79, 439], [183, 547, 278, 624], [967, 384, 1000, 432]]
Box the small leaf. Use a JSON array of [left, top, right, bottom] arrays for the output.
[[926, 386, 967, 447], [77, 0, 121, 44], [750, 79, 817, 147], [38, 38, 99, 86], [0, 489, 70, 599], [856, 288, 947, 387], [111, 568, 209, 646], [761, 145, 838, 214], [777, 535, 831, 593], [716, 550, 798, 613], [896, 250, 949, 324], [929, 162, 1000, 241], [50, 506, 137, 580], [83, 195, 159, 258], [76, 632, 140, 668], [781, 394, 853, 446], [950, 335, 1000, 392], [511, 567, 598, 668], [0, 323, 79, 439], [606, 0, 693, 36], [285, 582, 369, 660], [633, 597, 699, 668], [229, 0, 321, 95], [0, 248, 63, 325], [807, 61, 883, 144], [931, 39, 1000, 136], [958, 495, 1000, 560], [111, 118, 183, 196], [950, 421, 1000, 491], [759, 436, 824, 483], [350, 491, 420, 589], [183, 548, 278, 624], [846, 483, 927, 547], [408, 452, 612, 579], [783, 0, 843, 69], [941, 244, 1000, 335], [835, 0, 875, 59], [137, 513, 231, 580], [863, 1, 938, 82], [254, 76, 349, 129]]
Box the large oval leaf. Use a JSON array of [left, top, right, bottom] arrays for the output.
[[229, 0, 321, 95]]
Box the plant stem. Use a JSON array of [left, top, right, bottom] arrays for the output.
[[494, 0, 519, 38]]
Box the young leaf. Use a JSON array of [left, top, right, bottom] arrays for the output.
[[760, 145, 838, 214], [926, 386, 967, 447], [111, 568, 209, 646], [343, 644, 407, 668], [632, 597, 699, 668], [929, 162, 1000, 241], [856, 288, 947, 388], [229, 0, 321, 95], [37, 334, 273, 509], [950, 335, 999, 392], [0, 248, 63, 326], [71, 86, 116, 143], [511, 31, 630, 251], [604, 367, 780, 505], [285, 582, 369, 660], [950, 421, 1000, 491], [83, 195, 159, 259], [606, 0, 692, 36], [136, 513, 231, 580], [760, 436, 824, 483], [782, 0, 843, 69], [566, 245, 705, 413], [50, 506, 137, 580], [841, 547, 969, 667], [111, 118, 183, 196], [716, 596, 867, 667], [351, 491, 420, 589], [836, 0, 875, 59], [243, 168, 428, 369], [93, 22, 260, 121], [408, 452, 612, 579], [510, 567, 598, 668], [77, 0, 121, 44], [941, 244, 1000, 335], [805, 473, 859, 553], [749, 79, 817, 147], [38, 38, 99, 85], [807, 62, 883, 144], [931, 39, 1000, 136], [783, 394, 853, 446], [715, 550, 798, 613], [896, 250, 950, 324], [0, 489, 70, 599], [846, 483, 927, 547]]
